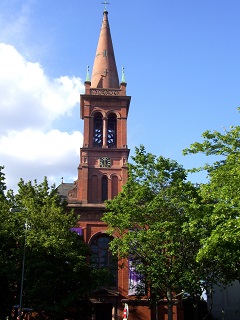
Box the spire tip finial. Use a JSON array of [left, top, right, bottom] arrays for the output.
[[101, 1, 110, 12], [121, 67, 126, 83], [85, 65, 91, 82]]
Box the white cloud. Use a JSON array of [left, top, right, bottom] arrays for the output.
[[1, 129, 82, 191], [0, 129, 82, 162], [0, 43, 84, 191], [0, 43, 84, 133]]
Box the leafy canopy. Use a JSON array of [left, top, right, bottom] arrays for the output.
[[103, 146, 203, 317], [183, 122, 240, 282], [0, 175, 94, 319]]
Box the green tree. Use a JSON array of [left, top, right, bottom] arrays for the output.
[[183, 124, 240, 283], [0, 176, 96, 319], [0, 166, 13, 317], [0, 165, 6, 198], [103, 146, 204, 320]]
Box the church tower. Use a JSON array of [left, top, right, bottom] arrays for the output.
[[68, 8, 130, 209]]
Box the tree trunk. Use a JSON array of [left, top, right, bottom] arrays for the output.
[[167, 288, 173, 320]]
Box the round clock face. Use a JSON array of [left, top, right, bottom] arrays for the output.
[[100, 157, 111, 167]]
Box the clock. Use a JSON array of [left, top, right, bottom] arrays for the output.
[[99, 157, 111, 168]]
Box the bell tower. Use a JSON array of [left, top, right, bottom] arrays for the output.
[[68, 9, 131, 207], [66, 7, 131, 258]]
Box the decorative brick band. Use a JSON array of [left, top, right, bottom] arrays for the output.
[[91, 89, 120, 96]]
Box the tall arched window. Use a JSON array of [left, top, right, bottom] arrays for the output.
[[107, 113, 117, 148], [111, 175, 118, 199], [90, 234, 118, 286], [102, 176, 108, 201], [93, 112, 103, 147]]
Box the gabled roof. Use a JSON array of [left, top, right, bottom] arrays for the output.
[[56, 183, 75, 199]]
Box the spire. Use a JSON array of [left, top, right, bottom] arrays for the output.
[[91, 10, 119, 88]]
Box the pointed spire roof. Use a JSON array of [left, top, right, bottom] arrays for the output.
[[91, 10, 119, 88]]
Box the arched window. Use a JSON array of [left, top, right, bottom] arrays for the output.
[[90, 234, 117, 286], [107, 113, 117, 148], [102, 176, 108, 202], [111, 175, 118, 199], [93, 112, 103, 147]]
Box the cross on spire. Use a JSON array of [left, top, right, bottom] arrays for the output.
[[102, 1, 110, 11]]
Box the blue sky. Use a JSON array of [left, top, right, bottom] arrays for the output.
[[0, 0, 239, 191]]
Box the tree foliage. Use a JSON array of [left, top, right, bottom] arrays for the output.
[[0, 174, 97, 319], [0, 165, 6, 199], [183, 124, 240, 282], [0, 166, 12, 316], [103, 146, 204, 320]]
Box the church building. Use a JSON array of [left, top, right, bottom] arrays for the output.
[[58, 6, 183, 320]]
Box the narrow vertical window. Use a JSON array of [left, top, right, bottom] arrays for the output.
[[93, 112, 103, 147], [102, 176, 108, 201], [107, 113, 117, 147], [112, 175, 118, 199]]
